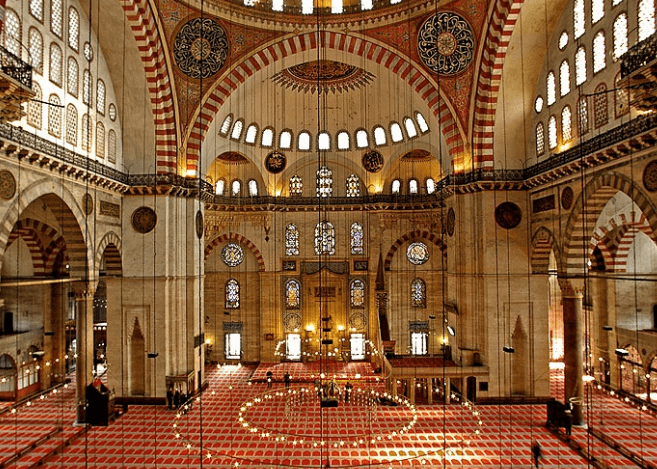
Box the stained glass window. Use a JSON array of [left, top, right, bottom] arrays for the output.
[[244, 125, 257, 143], [350, 222, 364, 255], [561, 106, 572, 142], [578, 97, 589, 134], [97, 80, 106, 115], [356, 129, 369, 148], [573, 0, 585, 39], [390, 122, 403, 142], [81, 114, 92, 151], [404, 117, 418, 138], [548, 115, 557, 149], [411, 278, 426, 307], [337, 131, 350, 150], [30, 0, 43, 21], [546, 71, 556, 106], [220, 115, 232, 135], [594, 83, 608, 128], [615, 73, 629, 117], [51, 0, 62, 37], [67, 57, 78, 96], [316, 166, 333, 197], [575, 47, 586, 85], [351, 279, 365, 308], [285, 223, 299, 256], [593, 31, 606, 73], [592, 0, 604, 23], [96, 122, 105, 158], [298, 131, 311, 150], [108, 130, 117, 163], [373, 126, 386, 146], [536, 123, 545, 156], [27, 83, 42, 129], [560, 60, 570, 97], [231, 120, 243, 140], [285, 280, 301, 309], [391, 179, 401, 194], [535, 96, 544, 113], [83, 70, 92, 105], [261, 127, 273, 147], [280, 130, 292, 149], [407, 242, 429, 265], [65, 104, 77, 146], [638, 0, 656, 41], [416, 112, 429, 133], [314, 221, 335, 255], [4, 10, 21, 57], [225, 279, 240, 308], [558, 31, 568, 50], [68, 7, 79, 51], [613, 13, 628, 61], [346, 174, 360, 197], [28, 28, 43, 73], [49, 43, 62, 85], [289, 175, 303, 196], [48, 95, 62, 137], [222, 243, 244, 267]]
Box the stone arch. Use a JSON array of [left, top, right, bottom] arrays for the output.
[[562, 172, 657, 275], [0, 181, 92, 280], [530, 226, 561, 274], [95, 232, 123, 277], [205, 233, 265, 272], [6, 220, 49, 276], [384, 230, 447, 271], [185, 31, 464, 174], [591, 211, 654, 272], [472, 0, 526, 170]]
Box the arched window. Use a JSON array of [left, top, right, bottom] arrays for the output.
[[68, 7, 80, 51], [65, 104, 77, 146], [225, 279, 240, 309], [575, 47, 586, 85], [337, 131, 350, 150], [30, 0, 43, 21], [220, 114, 233, 135], [27, 83, 42, 129], [318, 131, 330, 150], [285, 280, 301, 309], [50, 0, 62, 37], [390, 122, 403, 142], [67, 57, 78, 96], [536, 122, 545, 156], [350, 279, 365, 307], [415, 112, 429, 133], [108, 130, 117, 163], [244, 124, 257, 143], [573, 0, 585, 39], [285, 223, 299, 256], [231, 119, 244, 140], [578, 97, 589, 134], [28, 28, 43, 73], [404, 117, 418, 138], [48, 94, 62, 137], [96, 80, 106, 115], [546, 71, 556, 105], [215, 179, 225, 196], [231, 179, 241, 196], [350, 222, 364, 255], [411, 278, 426, 308], [289, 175, 303, 196], [373, 126, 386, 146], [391, 179, 401, 194], [248, 179, 258, 196], [638, 0, 656, 41], [82, 69, 92, 105], [314, 221, 335, 255], [316, 166, 333, 197], [548, 115, 557, 149], [49, 43, 62, 85], [561, 106, 572, 142], [261, 127, 274, 147], [4, 10, 21, 57], [298, 131, 311, 150], [81, 114, 92, 151], [280, 130, 292, 149], [560, 60, 570, 97], [613, 14, 628, 61], [559, 31, 569, 50], [346, 174, 360, 197], [592, 0, 604, 23], [615, 73, 629, 117], [96, 122, 105, 158], [409, 179, 418, 195], [355, 129, 369, 148], [594, 83, 608, 128], [593, 31, 606, 73], [426, 178, 436, 194]]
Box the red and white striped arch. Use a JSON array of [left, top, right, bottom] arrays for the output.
[[6, 219, 50, 276], [591, 212, 654, 272], [205, 233, 265, 272], [384, 229, 447, 271], [472, 0, 525, 170], [184, 31, 465, 175], [530, 226, 561, 274]]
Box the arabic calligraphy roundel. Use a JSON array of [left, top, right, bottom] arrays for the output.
[[173, 17, 229, 80], [418, 12, 475, 76]]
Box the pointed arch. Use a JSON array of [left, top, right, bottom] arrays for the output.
[[204, 233, 265, 272], [384, 230, 447, 271], [96, 231, 123, 277], [530, 226, 561, 274]]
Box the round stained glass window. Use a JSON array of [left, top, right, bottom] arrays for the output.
[[108, 103, 117, 121], [222, 243, 244, 267], [406, 242, 430, 265]]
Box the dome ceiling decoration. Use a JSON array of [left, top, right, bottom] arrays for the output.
[[400, 149, 433, 162], [173, 17, 229, 79], [417, 11, 475, 76], [217, 152, 249, 165], [271, 60, 375, 94]]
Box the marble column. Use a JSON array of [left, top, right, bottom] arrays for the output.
[[563, 292, 584, 425]]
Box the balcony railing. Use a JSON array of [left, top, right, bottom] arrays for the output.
[[620, 32, 657, 78], [0, 45, 32, 89]]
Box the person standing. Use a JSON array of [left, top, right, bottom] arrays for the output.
[[344, 382, 352, 403], [284, 372, 291, 389], [166, 387, 173, 410], [173, 387, 180, 409], [266, 370, 273, 388], [531, 440, 542, 469]]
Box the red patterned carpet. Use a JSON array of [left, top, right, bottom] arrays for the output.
[[0, 363, 656, 468]]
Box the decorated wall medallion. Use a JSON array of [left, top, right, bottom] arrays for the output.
[[0, 170, 16, 200], [643, 160, 657, 192], [82, 193, 94, 216], [265, 151, 286, 174], [495, 202, 522, 229], [222, 242, 244, 267], [349, 312, 366, 331], [173, 17, 229, 80], [131, 206, 157, 234], [445, 207, 455, 237], [283, 313, 302, 332], [195, 210, 204, 239], [418, 11, 475, 76], [407, 242, 430, 265], [362, 150, 384, 173], [561, 186, 574, 210]]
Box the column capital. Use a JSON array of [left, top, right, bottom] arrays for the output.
[[71, 280, 97, 299], [558, 278, 585, 297]]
